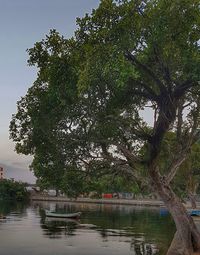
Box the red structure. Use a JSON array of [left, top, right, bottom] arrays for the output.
[[102, 193, 113, 199], [0, 167, 3, 179]]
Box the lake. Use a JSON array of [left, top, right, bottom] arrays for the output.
[[0, 200, 175, 255]]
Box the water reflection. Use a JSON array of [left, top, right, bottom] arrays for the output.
[[0, 201, 180, 255], [34, 201, 175, 254], [0, 200, 28, 219], [41, 217, 79, 238], [0, 200, 177, 255]]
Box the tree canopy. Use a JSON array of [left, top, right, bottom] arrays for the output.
[[10, 1, 200, 253], [10, 0, 200, 193]]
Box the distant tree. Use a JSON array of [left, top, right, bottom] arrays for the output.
[[60, 166, 85, 198], [10, 1, 200, 254], [0, 179, 29, 201]]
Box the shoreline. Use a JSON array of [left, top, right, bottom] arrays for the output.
[[30, 195, 200, 208], [31, 195, 164, 206]]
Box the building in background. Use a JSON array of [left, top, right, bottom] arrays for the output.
[[0, 167, 3, 179]]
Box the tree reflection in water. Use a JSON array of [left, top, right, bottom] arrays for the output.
[[35, 201, 175, 254], [0, 201, 182, 255], [97, 227, 158, 254], [133, 243, 153, 255], [0, 200, 28, 218]]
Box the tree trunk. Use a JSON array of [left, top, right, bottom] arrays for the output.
[[188, 192, 197, 209], [149, 169, 200, 255]]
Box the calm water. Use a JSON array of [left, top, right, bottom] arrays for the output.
[[0, 201, 175, 255]]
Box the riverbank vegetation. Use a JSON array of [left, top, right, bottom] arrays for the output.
[[0, 179, 29, 201], [10, 0, 200, 254]]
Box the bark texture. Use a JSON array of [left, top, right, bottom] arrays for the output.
[[188, 193, 197, 209], [149, 168, 200, 255]]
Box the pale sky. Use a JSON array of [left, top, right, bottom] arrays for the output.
[[0, 0, 100, 183]]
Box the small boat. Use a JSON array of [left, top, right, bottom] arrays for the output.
[[189, 210, 200, 217], [45, 217, 80, 223], [45, 210, 81, 219]]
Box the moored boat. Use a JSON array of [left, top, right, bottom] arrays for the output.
[[190, 210, 200, 216], [188, 210, 200, 217], [45, 210, 81, 218]]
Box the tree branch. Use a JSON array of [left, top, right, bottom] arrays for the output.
[[117, 144, 141, 164], [176, 100, 184, 142], [166, 153, 188, 184], [129, 78, 159, 100], [125, 79, 158, 102], [99, 142, 148, 190], [125, 51, 166, 93], [153, 45, 173, 92], [166, 98, 200, 184], [174, 80, 196, 99]]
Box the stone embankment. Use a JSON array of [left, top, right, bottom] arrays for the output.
[[31, 194, 164, 206], [30, 194, 200, 208]]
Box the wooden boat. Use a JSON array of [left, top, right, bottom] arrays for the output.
[[45, 210, 81, 219]]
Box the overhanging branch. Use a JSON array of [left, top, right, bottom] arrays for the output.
[[166, 153, 188, 184], [174, 80, 196, 98], [125, 51, 166, 93], [127, 78, 159, 102]]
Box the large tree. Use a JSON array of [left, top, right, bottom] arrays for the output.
[[10, 1, 200, 254]]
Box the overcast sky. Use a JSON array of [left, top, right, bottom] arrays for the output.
[[0, 0, 100, 183]]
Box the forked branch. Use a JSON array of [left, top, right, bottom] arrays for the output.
[[125, 51, 166, 93]]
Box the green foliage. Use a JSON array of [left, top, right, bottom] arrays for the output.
[[174, 142, 200, 196], [0, 179, 29, 201], [10, 0, 200, 199], [60, 167, 85, 198]]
